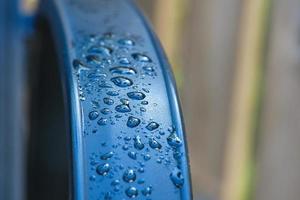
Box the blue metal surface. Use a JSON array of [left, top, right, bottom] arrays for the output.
[[38, 0, 192, 199]]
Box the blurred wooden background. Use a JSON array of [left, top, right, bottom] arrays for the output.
[[135, 0, 300, 200]]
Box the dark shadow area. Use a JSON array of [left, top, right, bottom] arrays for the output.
[[26, 18, 69, 200]]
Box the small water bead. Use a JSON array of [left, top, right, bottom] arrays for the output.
[[111, 179, 120, 186], [109, 66, 136, 75], [156, 159, 162, 164], [111, 76, 133, 87], [142, 66, 155, 72], [170, 167, 184, 188], [133, 136, 144, 150], [88, 111, 99, 120], [120, 98, 130, 105], [89, 175, 96, 181], [122, 145, 129, 151], [141, 101, 148, 105], [115, 104, 131, 113], [132, 53, 152, 62], [138, 179, 145, 184], [96, 163, 111, 176], [167, 133, 183, 148], [142, 186, 152, 196], [127, 92, 146, 100], [107, 91, 119, 96], [128, 151, 137, 160], [124, 136, 131, 141], [99, 81, 113, 88], [143, 154, 151, 161], [127, 116, 141, 128], [173, 150, 183, 161], [146, 122, 159, 131], [123, 169, 136, 183], [138, 167, 145, 173], [118, 38, 135, 46], [103, 97, 114, 105], [97, 117, 108, 126], [100, 151, 114, 160], [119, 57, 131, 65], [101, 108, 111, 115], [125, 187, 138, 198], [86, 54, 101, 65], [149, 138, 162, 150], [140, 107, 146, 112], [87, 45, 112, 56], [72, 59, 86, 69]]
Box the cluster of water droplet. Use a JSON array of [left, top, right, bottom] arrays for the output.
[[73, 32, 184, 199]]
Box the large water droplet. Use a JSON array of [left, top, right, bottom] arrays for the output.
[[115, 104, 131, 113], [111, 76, 133, 87], [125, 186, 138, 198], [170, 168, 184, 188], [167, 133, 182, 148], [123, 169, 136, 183], [127, 92, 146, 100], [133, 136, 144, 150], [110, 66, 136, 75], [132, 53, 151, 62], [100, 151, 114, 160], [146, 122, 159, 131], [96, 163, 111, 176], [142, 186, 152, 196], [89, 111, 99, 120], [149, 138, 162, 150], [127, 116, 141, 128]]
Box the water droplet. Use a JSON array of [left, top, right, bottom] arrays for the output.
[[101, 108, 111, 115], [141, 101, 148, 105], [89, 175, 96, 181], [143, 154, 151, 161], [149, 138, 162, 150], [73, 59, 87, 69], [142, 186, 152, 196], [86, 54, 101, 65], [100, 151, 114, 160], [96, 163, 111, 176], [142, 66, 154, 72], [127, 116, 141, 128], [123, 169, 136, 183], [99, 81, 113, 88], [167, 133, 182, 148], [97, 117, 108, 126], [111, 76, 133, 87], [119, 57, 131, 65], [88, 45, 112, 56], [110, 66, 136, 75], [132, 53, 152, 62], [146, 122, 159, 131], [118, 38, 135, 46], [127, 92, 146, 100], [115, 104, 131, 113], [111, 179, 120, 186], [128, 151, 137, 160], [170, 167, 184, 188], [133, 136, 144, 150], [89, 111, 99, 120], [107, 91, 119, 96], [120, 98, 130, 105], [103, 97, 114, 105], [125, 186, 138, 198]]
